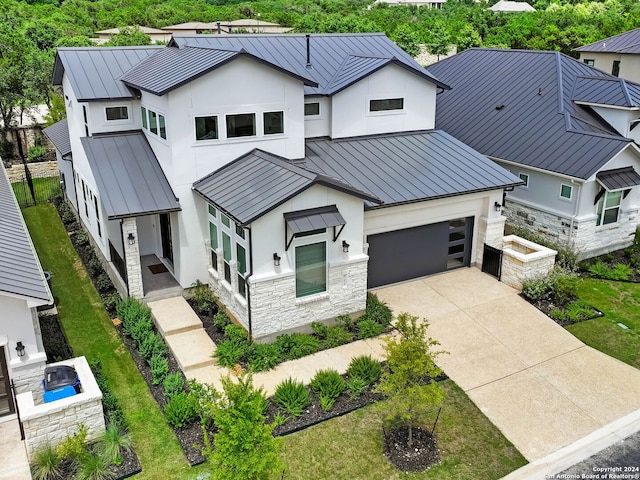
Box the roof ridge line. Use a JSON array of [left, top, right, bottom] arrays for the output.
[[620, 78, 634, 106], [555, 52, 565, 115]]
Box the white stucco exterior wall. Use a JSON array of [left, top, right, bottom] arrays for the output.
[[304, 96, 332, 138]]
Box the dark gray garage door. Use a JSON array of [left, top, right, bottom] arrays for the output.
[[367, 217, 474, 288]]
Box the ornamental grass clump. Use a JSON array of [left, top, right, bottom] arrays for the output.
[[310, 369, 345, 411], [273, 378, 310, 417]]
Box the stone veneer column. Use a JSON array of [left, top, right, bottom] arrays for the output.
[[122, 217, 143, 298], [476, 215, 506, 266]]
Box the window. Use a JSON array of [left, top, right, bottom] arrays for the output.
[[221, 213, 230, 228], [209, 222, 218, 267], [141, 107, 148, 129], [295, 242, 326, 298], [519, 173, 529, 187], [93, 196, 102, 238], [596, 190, 621, 226], [304, 103, 320, 116], [612, 60, 621, 77], [237, 244, 247, 298], [209, 203, 249, 297], [370, 98, 404, 112], [195, 116, 218, 141], [142, 107, 167, 140], [208, 205, 217, 217], [82, 105, 89, 136], [560, 184, 572, 200], [222, 232, 232, 283], [105, 106, 128, 121], [158, 114, 167, 140], [583, 59, 595, 66], [226, 113, 256, 138], [263, 111, 284, 135], [149, 110, 158, 135]]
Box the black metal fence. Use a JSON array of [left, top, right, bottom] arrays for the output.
[[482, 244, 503, 280], [11, 167, 61, 208]]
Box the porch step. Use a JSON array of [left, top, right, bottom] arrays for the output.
[[148, 297, 202, 336], [165, 329, 217, 372], [143, 286, 185, 303]]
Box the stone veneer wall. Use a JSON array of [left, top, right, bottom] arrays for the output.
[[475, 215, 506, 266], [208, 247, 249, 330], [504, 200, 639, 260], [16, 356, 105, 456], [501, 235, 557, 291], [5, 161, 59, 182], [122, 218, 143, 298]]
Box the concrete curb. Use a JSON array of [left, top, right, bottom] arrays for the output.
[[502, 408, 640, 479]]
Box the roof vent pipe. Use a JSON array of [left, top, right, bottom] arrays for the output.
[[217, 22, 221, 34], [306, 34, 312, 69]]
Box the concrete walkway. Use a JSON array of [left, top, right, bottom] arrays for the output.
[[374, 267, 640, 462], [0, 417, 31, 480], [148, 296, 386, 395]]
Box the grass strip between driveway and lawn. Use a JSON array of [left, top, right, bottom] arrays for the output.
[[22, 204, 212, 479], [570, 277, 640, 369]]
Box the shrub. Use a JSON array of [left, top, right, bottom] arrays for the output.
[[336, 313, 356, 332], [347, 355, 382, 387], [224, 323, 248, 342], [214, 338, 250, 368], [509, 226, 578, 271], [521, 273, 554, 302], [74, 229, 90, 246], [99, 423, 132, 466], [273, 378, 310, 416], [321, 325, 353, 348], [552, 269, 578, 304], [27, 145, 47, 163], [346, 376, 369, 398], [365, 293, 393, 327], [310, 369, 345, 411], [163, 372, 185, 399], [95, 273, 113, 293], [118, 299, 153, 348], [610, 263, 632, 280], [247, 343, 282, 372], [31, 443, 62, 480], [287, 334, 321, 359], [139, 332, 166, 361], [190, 280, 218, 315], [588, 260, 632, 280], [565, 300, 597, 322], [150, 354, 169, 385], [87, 257, 103, 275], [61, 208, 76, 226], [165, 392, 199, 428], [75, 452, 114, 480], [103, 292, 120, 313], [90, 361, 126, 430], [56, 424, 88, 461], [357, 318, 384, 339], [213, 311, 231, 329], [311, 322, 328, 338], [587, 259, 610, 278]]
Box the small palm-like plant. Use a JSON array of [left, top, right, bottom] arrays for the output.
[[31, 443, 62, 480], [273, 378, 310, 416]]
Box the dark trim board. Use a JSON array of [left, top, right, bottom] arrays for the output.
[[366, 217, 474, 289]]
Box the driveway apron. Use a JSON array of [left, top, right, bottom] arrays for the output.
[[374, 267, 640, 461]]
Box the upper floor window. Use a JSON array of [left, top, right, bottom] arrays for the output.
[[263, 111, 284, 135], [304, 103, 320, 116], [583, 59, 595, 67], [596, 190, 621, 226], [612, 61, 621, 77], [141, 107, 167, 140], [370, 98, 404, 112], [195, 116, 219, 141], [519, 173, 529, 187], [560, 184, 572, 200], [227, 113, 256, 138], [105, 106, 129, 121]]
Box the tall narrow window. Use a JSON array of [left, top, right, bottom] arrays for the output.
[[158, 114, 167, 139], [209, 222, 218, 267], [596, 191, 621, 226], [612, 60, 621, 77], [222, 232, 232, 284], [263, 111, 284, 135], [141, 107, 147, 129], [149, 110, 158, 135], [195, 116, 218, 141], [237, 244, 247, 298], [295, 242, 326, 297], [94, 196, 102, 238]]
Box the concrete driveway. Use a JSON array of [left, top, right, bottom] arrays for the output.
[[374, 267, 640, 462]]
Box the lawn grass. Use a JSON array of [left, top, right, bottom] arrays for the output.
[[569, 277, 640, 369], [11, 176, 61, 207], [275, 380, 527, 480], [22, 204, 212, 479]]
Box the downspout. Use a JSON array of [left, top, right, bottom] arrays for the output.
[[569, 179, 584, 248], [246, 227, 254, 339]]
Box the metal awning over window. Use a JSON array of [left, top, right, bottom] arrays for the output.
[[596, 167, 640, 191], [284, 205, 346, 250]]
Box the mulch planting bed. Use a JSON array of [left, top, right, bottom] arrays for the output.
[[580, 248, 640, 283], [383, 426, 440, 472], [38, 313, 74, 362], [523, 295, 603, 327]]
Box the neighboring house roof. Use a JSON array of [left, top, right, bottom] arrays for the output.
[[169, 33, 450, 95], [0, 164, 50, 303], [81, 132, 180, 219], [572, 76, 640, 108], [489, 0, 535, 12], [192, 149, 380, 225], [575, 27, 640, 54], [52, 46, 163, 101], [427, 48, 635, 179], [161, 22, 224, 31], [120, 45, 318, 96], [300, 130, 522, 208], [95, 26, 168, 35], [43, 119, 72, 157]]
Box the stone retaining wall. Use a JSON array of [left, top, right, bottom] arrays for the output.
[[6, 161, 59, 182], [16, 356, 105, 456], [501, 235, 557, 291]]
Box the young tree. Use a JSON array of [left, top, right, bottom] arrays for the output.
[[376, 312, 446, 448], [393, 25, 420, 58], [425, 21, 451, 61], [202, 375, 283, 480]]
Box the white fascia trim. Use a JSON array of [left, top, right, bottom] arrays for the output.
[[489, 156, 587, 183]]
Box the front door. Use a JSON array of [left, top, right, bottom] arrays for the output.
[[160, 213, 174, 265], [0, 347, 15, 417]]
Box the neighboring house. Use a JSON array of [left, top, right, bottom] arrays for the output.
[[161, 20, 292, 35], [0, 162, 51, 417], [488, 0, 535, 12], [575, 27, 640, 83], [93, 26, 173, 44], [428, 48, 640, 259], [373, 0, 446, 9], [46, 34, 520, 340]]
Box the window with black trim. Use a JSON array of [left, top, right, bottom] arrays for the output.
[[195, 116, 219, 141], [370, 98, 404, 112], [612, 60, 621, 77], [583, 59, 595, 66], [263, 111, 284, 135], [596, 191, 621, 226], [304, 103, 320, 116], [296, 242, 326, 298], [227, 113, 256, 138], [105, 106, 128, 121]]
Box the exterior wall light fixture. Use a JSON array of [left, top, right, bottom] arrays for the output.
[[342, 240, 350, 253], [494, 202, 502, 212], [128, 233, 136, 245], [273, 253, 281, 267], [16, 341, 26, 357]]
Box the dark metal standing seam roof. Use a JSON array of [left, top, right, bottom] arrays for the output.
[[284, 205, 345, 233], [52, 47, 162, 101], [81, 132, 180, 219], [192, 149, 379, 226], [575, 27, 640, 54], [596, 167, 640, 191], [572, 76, 640, 108], [0, 165, 50, 303], [120, 46, 318, 96], [427, 49, 635, 180], [300, 130, 523, 208], [43, 119, 72, 157], [169, 33, 450, 95]]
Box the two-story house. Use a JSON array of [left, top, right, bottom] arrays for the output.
[[575, 27, 640, 83], [428, 48, 640, 259], [46, 34, 520, 340]]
